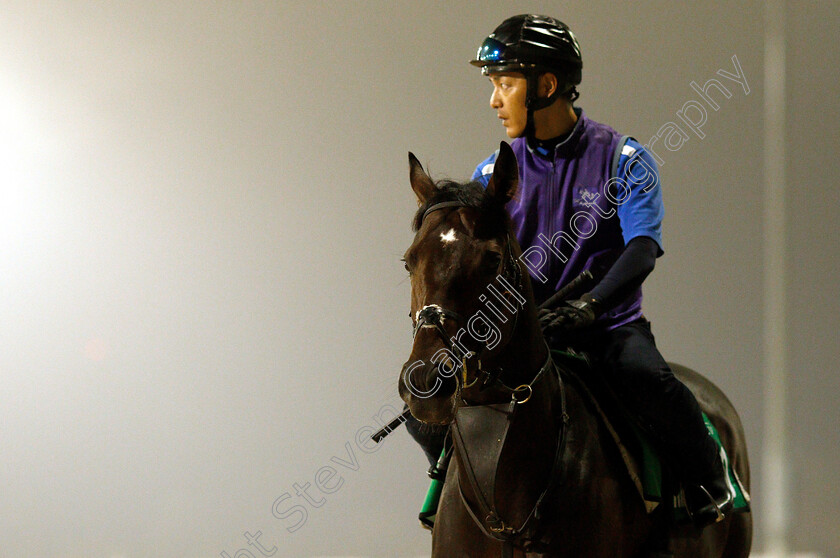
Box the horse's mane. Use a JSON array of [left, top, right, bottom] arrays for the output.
[[411, 179, 509, 238]]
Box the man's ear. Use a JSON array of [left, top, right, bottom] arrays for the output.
[[539, 72, 559, 98], [485, 142, 518, 205], [409, 152, 436, 205]]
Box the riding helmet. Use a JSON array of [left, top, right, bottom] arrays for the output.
[[471, 15, 581, 81], [471, 14, 582, 110]]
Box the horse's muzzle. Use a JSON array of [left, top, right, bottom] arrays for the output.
[[399, 358, 459, 424]]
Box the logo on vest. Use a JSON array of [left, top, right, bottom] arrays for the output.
[[573, 184, 601, 210]]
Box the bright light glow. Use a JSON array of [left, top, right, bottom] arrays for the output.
[[0, 81, 49, 244], [1, 86, 32, 232]]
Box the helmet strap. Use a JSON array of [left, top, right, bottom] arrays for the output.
[[522, 72, 573, 139]]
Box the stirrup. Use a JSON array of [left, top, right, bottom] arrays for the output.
[[690, 484, 732, 524]]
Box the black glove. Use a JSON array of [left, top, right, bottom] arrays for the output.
[[538, 293, 603, 335]]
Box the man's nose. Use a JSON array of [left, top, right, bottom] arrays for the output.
[[490, 88, 501, 109]]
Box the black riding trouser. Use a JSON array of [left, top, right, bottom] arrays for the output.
[[577, 319, 719, 483], [405, 319, 720, 483]]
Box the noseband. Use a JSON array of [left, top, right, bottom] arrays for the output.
[[411, 200, 525, 393]]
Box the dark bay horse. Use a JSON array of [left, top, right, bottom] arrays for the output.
[[397, 142, 752, 557]]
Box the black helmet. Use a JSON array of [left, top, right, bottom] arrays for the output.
[[471, 14, 582, 90]]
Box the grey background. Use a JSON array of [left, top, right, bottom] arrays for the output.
[[0, 1, 837, 557]]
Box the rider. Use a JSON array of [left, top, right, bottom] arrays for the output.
[[407, 14, 735, 527]]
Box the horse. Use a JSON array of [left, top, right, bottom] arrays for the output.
[[397, 142, 752, 558]]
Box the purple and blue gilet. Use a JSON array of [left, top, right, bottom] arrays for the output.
[[472, 109, 664, 331]]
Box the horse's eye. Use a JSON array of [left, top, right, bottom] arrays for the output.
[[484, 252, 502, 271]]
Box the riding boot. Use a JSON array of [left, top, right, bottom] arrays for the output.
[[682, 444, 736, 526], [642, 375, 737, 526], [638, 393, 736, 526], [632, 383, 736, 526]]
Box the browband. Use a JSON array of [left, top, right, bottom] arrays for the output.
[[421, 200, 465, 224]]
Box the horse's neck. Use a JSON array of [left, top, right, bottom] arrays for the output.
[[487, 365, 630, 543], [493, 302, 547, 384], [462, 309, 547, 408], [455, 290, 649, 546]]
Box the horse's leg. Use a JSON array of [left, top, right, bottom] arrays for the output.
[[720, 512, 752, 558], [432, 457, 505, 557]]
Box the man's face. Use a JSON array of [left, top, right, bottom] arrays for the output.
[[488, 73, 528, 138]]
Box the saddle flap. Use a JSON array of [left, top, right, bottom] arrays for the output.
[[452, 402, 515, 509]]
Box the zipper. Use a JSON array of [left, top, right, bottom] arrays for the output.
[[547, 150, 558, 287]]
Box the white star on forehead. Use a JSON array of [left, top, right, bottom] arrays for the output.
[[440, 228, 458, 244]]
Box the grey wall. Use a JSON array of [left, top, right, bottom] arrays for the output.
[[0, 2, 837, 557]]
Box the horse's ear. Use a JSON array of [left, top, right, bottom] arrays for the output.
[[485, 141, 518, 205], [409, 152, 436, 205]]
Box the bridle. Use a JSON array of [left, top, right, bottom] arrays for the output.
[[408, 199, 571, 552], [410, 200, 527, 397]]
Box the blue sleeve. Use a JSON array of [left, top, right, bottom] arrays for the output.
[[472, 150, 499, 189], [614, 138, 664, 256]]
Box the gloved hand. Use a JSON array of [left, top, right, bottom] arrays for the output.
[[538, 293, 602, 335]]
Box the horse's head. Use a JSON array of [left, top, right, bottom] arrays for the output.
[[398, 142, 538, 424]]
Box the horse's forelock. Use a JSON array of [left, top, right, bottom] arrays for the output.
[[411, 180, 500, 233]]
